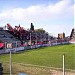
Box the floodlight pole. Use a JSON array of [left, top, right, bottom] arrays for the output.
[[5, 42, 6, 50], [41, 33, 42, 44], [30, 33, 31, 48], [15, 41, 17, 52], [10, 50, 12, 75], [63, 54, 65, 75], [48, 34, 50, 45], [56, 39, 57, 45], [36, 33, 37, 48]]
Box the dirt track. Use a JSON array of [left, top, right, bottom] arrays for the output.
[[51, 70, 75, 75]]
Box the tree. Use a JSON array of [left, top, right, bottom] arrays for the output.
[[35, 28, 45, 33], [30, 23, 34, 30]]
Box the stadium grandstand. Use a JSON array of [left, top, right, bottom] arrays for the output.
[[0, 26, 21, 49], [0, 23, 50, 50], [70, 28, 75, 43], [0, 23, 71, 53]]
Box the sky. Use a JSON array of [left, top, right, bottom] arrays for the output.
[[0, 0, 74, 37]]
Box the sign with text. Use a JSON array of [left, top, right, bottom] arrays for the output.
[[7, 43, 12, 48]]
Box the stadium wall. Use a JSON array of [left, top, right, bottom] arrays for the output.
[[0, 41, 70, 54]]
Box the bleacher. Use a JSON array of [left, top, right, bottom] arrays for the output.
[[70, 28, 75, 43], [0, 30, 21, 47]]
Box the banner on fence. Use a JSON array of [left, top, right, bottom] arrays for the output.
[[7, 43, 12, 48]]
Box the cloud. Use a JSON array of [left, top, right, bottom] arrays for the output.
[[44, 24, 73, 37], [0, 0, 74, 36], [0, 0, 73, 21], [74, 3, 75, 28]]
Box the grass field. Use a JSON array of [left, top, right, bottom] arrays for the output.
[[0, 44, 75, 70]]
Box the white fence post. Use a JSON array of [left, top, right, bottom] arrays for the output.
[[10, 50, 12, 75], [63, 54, 65, 75]]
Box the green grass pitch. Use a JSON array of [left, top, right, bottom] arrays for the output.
[[0, 44, 75, 70]]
